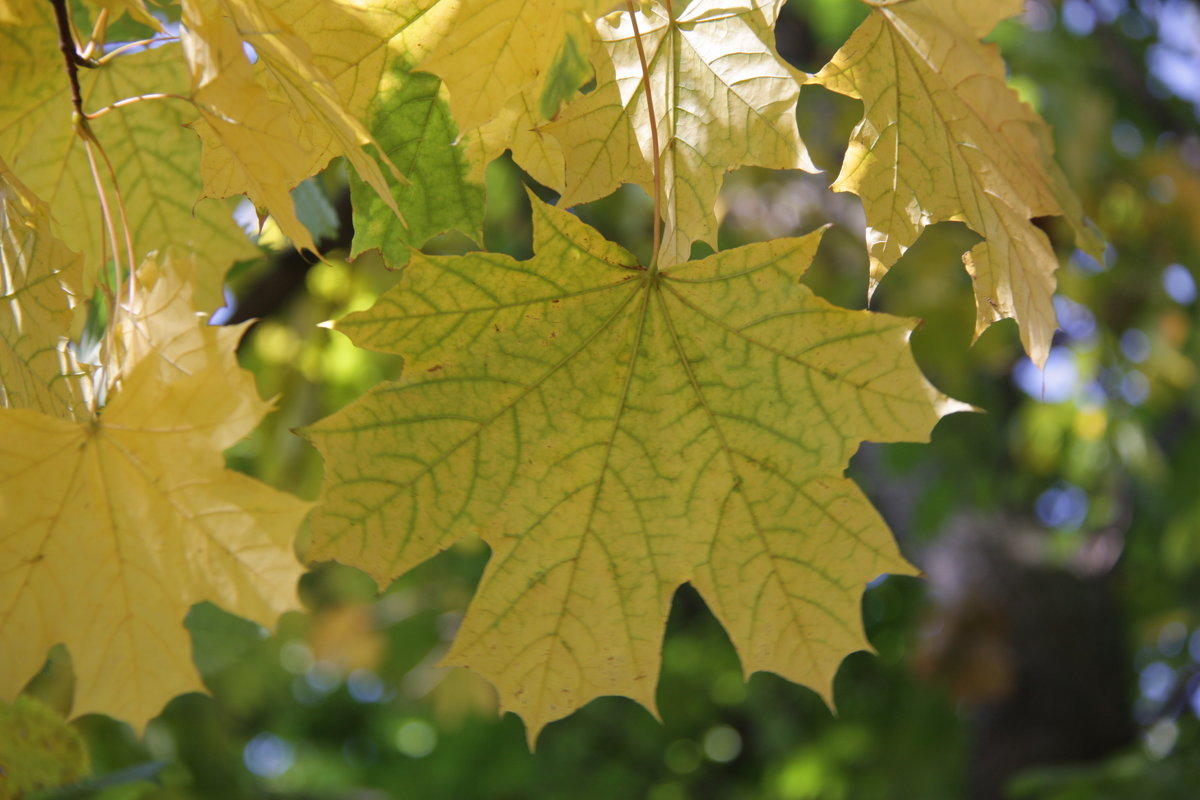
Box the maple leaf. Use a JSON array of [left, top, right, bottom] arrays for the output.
[[809, 0, 1101, 367], [550, 0, 817, 267], [421, 0, 611, 136], [347, 68, 484, 268], [304, 195, 964, 742], [187, 0, 404, 220], [241, 0, 474, 264], [0, 257, 309, 730], [181, 0, 319, 254], [463, 90, 569, 194], [0, 160, 83, 417], [0, 8, 257, 307]]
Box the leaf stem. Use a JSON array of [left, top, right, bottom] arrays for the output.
[[98, 36, 180, 64], [85, 93, 192, 120], [626, 0, 661, 272]]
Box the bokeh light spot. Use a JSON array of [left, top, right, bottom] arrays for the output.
[[1013, 347, 1078, 403], [703, 725, 743, 763], [394, 720, 437, 758], [348, 669, 384, 703], [1035, 483, 1089, 529], [243, 733, 295, 778], [1162, 263, 1197, 304]]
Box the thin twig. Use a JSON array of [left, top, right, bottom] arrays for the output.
[[627, 0, 662, 271]]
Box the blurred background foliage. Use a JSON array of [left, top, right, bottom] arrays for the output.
[[10, 0, 1200, 797]]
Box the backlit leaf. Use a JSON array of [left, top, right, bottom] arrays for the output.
[[810, 0, 1100, 366], [0, 258, 308, 729], [305, 195, 964, 742], [551, 0, 818, 266], [181, 0, 318, 254], [0, 160, 83, 417], [421, 0, 608, 135], [348, 68, 484, 268]]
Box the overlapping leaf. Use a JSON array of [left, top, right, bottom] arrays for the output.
[[0, 161, 82, 417], [421, 0, 613, 135], [0, 257, 309, 729], [551, 0, 817, 266], [186, 0, 402, 219], [0, 8, 257, 307], [810, 0, 1100, 366], [181, 0, 318, 253], [248, 0, 477, 264], [306, 195, 964, 741], [347, 67, 484, 268]]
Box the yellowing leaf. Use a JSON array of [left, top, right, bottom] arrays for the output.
[[0, 354, 308, 729], [421, 0, 603, 135], [0, 696, 88, 799], [199, 0, 402, 219], [107, 257, 273, 449], [552, 0, 817, 266], [0, 11, 257, 308], [810, 0, 1100, 366], [0, 160, 83, 417], [0, 255, 307, 728], [181, 0, 318, 254], [305, 195, 963, 742], [464, 90, 568, 192], [241, 0, 466, 260]]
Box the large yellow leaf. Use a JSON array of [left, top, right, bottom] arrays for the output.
[[305, 195, 964, 742], [550, 0, 817, 267], [0, 256, 308, 729], [0, 160, 83, 418], [0, 9, 257, 308], [810, 0, 1101, 366]]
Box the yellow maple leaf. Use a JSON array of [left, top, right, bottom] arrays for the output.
[[550, 0, 818, 267], [181, 0, 318, 254], [202, 0, 404, 217], [0, 160, 83, 418], [0, 10, 257, 308], [0, 254, 308, 729], [420, 0, 606, 134], [463, 90, 567, 191], [810, 0, 1101, 366], [305, 195, 965, 742]]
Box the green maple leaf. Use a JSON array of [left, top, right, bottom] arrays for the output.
[[550, 0, 817, 267], [348, 68, 484, 268], [305, 194, 965, 742]]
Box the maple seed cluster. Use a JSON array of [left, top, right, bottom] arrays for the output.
[[0, 0, 1092, 746]]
